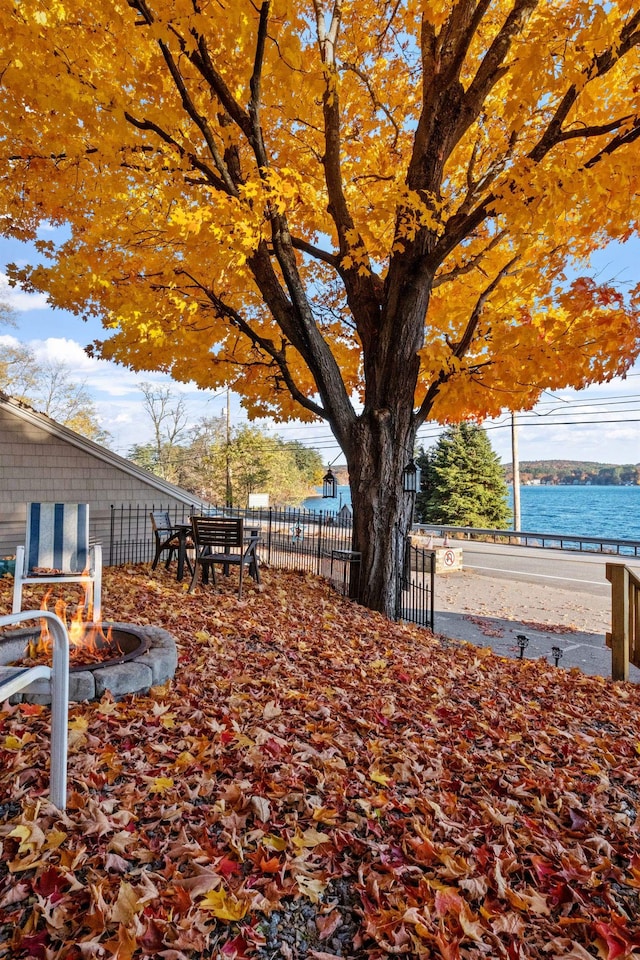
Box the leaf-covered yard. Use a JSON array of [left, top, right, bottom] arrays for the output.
[[1, 566, 640, 960]]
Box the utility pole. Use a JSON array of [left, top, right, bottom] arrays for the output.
[[225, 387, 232, 508], [511, 411, 521, 531]]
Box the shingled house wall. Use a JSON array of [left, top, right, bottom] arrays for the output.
[[0, 393, 201, 561]]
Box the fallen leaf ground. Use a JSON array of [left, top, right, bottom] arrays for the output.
[[1, 565, 640, 960]]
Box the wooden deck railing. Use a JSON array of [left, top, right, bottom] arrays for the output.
[[605, 563, 640, 680]]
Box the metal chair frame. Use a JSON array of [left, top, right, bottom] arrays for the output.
[[150, 511, 194, 578], [0, 610, 69, 810], [150, 511, 179, 569]]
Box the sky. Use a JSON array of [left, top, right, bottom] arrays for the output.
[[1, 231, 640, 467]]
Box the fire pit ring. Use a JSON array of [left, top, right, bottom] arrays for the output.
[[0, 622, 178, 703], [65, 625, 151, 674]]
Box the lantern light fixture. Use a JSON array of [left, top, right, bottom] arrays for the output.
[[322, 468, 338, 499], [402, 458, 420, 495]]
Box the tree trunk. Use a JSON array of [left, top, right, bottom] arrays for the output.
[[340, 269, 427, 618], [347, 410, 416, 618]]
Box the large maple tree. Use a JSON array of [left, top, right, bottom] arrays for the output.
[[1, 1, 640, 614]]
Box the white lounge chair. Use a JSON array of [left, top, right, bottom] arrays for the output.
[[12, 502, 102, 623], [0, 610, 70, 810]]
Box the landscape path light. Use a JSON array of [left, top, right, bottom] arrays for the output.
[[551, 646, 563, 667], [516, 634, 529, 659]]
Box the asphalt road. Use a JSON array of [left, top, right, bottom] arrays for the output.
[[453, 539, 638, 597], [428, 539, 640, 680]]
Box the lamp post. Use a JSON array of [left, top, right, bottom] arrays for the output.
[[511, 411, 521, 532]]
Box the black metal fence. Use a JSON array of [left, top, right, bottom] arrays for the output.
[[109, 502, 204, 566], [109, 503, 435, 630], [400, 542, 436, 630]]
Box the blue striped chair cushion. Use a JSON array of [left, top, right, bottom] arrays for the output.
[[26, 503, 90, 575]]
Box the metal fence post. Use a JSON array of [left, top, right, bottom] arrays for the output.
[[316, 511, 324, 577], [429, 549, 435, 631], [109, 505, 115, 566]]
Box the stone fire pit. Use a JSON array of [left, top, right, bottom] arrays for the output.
[[0, 622, 178, 703]]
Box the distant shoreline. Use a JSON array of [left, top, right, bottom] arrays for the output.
[[503, 459, 639, 487]]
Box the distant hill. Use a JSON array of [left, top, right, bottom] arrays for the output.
[[503, 460, 640, 485]]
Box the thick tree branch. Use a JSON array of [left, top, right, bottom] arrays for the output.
[[438, 0, 494, 91], [123, 112, 230, 192], [456, 0, 538, 140], [264, 213, 356, 440], [416, 255, 518, 426], [530, 10, 640, 163], [157, 39, 239, 195], [184, 35, 252, 140], [178, 268, 327, 419], [585, 120, 640, 169], [313, 0, 354, 250], [426, 9, 640, 276], [556, 115, 636, 145], [409, 2, 537, 194], [290, 236, 341, 269], [127, 0, 240, 194], [128, 0, 355, 441], [312, 0, 383, 349], [247, 1, 271, 168]]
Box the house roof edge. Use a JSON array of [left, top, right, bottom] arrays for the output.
[[0, 390, 203, 507]]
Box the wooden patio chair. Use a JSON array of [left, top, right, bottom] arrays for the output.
[[188, 516, 260, 599], [13, 503, 102, 623], [0, 610, 70, 810]]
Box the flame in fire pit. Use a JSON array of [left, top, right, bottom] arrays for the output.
[[30, 590, 124, 667]]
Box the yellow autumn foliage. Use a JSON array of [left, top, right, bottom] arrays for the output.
[[0, 1, 635, 420]]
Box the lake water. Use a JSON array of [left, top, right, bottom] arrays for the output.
[[304, 484, 640, 542]]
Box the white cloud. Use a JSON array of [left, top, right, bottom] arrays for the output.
[[0, 275, 49, 311], [28, 337, 168, 398], [30, 337, 95, 369]]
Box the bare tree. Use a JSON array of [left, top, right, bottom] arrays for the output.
[[0, 348, 111, 445], [138, 382, 189, 481], [0, 298, 16, 328], [0, 343, 37, 399]]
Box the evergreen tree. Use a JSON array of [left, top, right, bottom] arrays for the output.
[[416, 424, 511, 528]]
